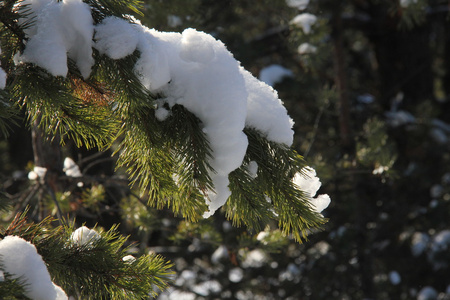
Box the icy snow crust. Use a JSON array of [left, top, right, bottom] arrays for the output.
[[17, 2, 298, 217], [0, 236, 68, 300]]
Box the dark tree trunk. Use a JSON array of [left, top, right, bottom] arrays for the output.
[[367, 4, 434, 110]]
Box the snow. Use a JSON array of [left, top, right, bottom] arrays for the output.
[[298, 43, 317, 54], [259, 64, 293, 87], [192, 280, 221, 296], [385, 110, 416, 127], [28, 166, 47, 181], [122, 255, 136, 264], [428, 230, 450, 269], [160, 289, 196, 300], [430, 184, 444, 198], [18, 0, 94, 78], [373, 165, 389, 175], [417, 286, 437, 300], [155, 106, 171, 121], [241, 249, 267, 268], [94, 16, 140, 60], [291, 13, 317, 34], [211, 245, 229, 264], [134, 28, 171, 91], [411, 232, 429, 256], [70, 226, 100, 247], [357, 93, 375, 104], [243, 68, 294, 145], [256, 231, 269, 242], [246, 161, 259, 178], [63, 157, 82, 177], [430, 230, 450, 252], [430, 119, 450, 144], [0, 67, 6, 90], [0, 236, 68, 300], [229, 267, 244, 283], [167, 15, 183, 28], [293, 167, 331, 214], [389, 271, 401, 285], [286, 0, 310, 10]]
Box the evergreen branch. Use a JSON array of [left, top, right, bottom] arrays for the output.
[[11, 64, 119, 149], [117, 104, 212, 221], [0, 0, 29, 52], [0, 273, 30, 300], [0, 213, 173, 299], [0, 192, 14, 213], [224, 128, 326, 242], [41, 224, 173, 299], [226, 166, 274, 231], [0, 90, 18, 137]]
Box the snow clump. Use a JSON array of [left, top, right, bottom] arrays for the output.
[[417, 286, 438, 300], [70, 226, 101, 247], [298, 43, 317, 55], [211, 245, 229, 264], [63, 157, 82, 177], [385, 110, 416, 127], [241, 249, 267, 268], [122, 255, 136, 264], [94, 16, 140, 60], [293, 167, 331, 214], [428, 230, 450, 270], [389, 270, 401, 285], [0, 236, 68, 300], [229, 267, 244, 283], [28, 166, 47, 181], [259, 64, 294, 87], [286, 0, 310, 10], [18, 0, 94, 78], [291, 13, 317, 34]]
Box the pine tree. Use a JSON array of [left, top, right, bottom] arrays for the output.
[[0, 0, 329, 298]]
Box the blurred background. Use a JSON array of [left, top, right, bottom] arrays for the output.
[[2, 0, 450, 299]]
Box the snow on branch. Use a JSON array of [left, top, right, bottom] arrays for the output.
[[13, 0, 329, 219], [0, 236, 68, 300]]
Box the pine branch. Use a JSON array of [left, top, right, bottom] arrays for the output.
[[117, 104, 212, 221], [224, 128, 326, 242], [11, 64, 119, 149], [0, 273, 30, 300], [0, 90, 18, 137], [0, 0, 28, 52], [0, 213, 173, 299]]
